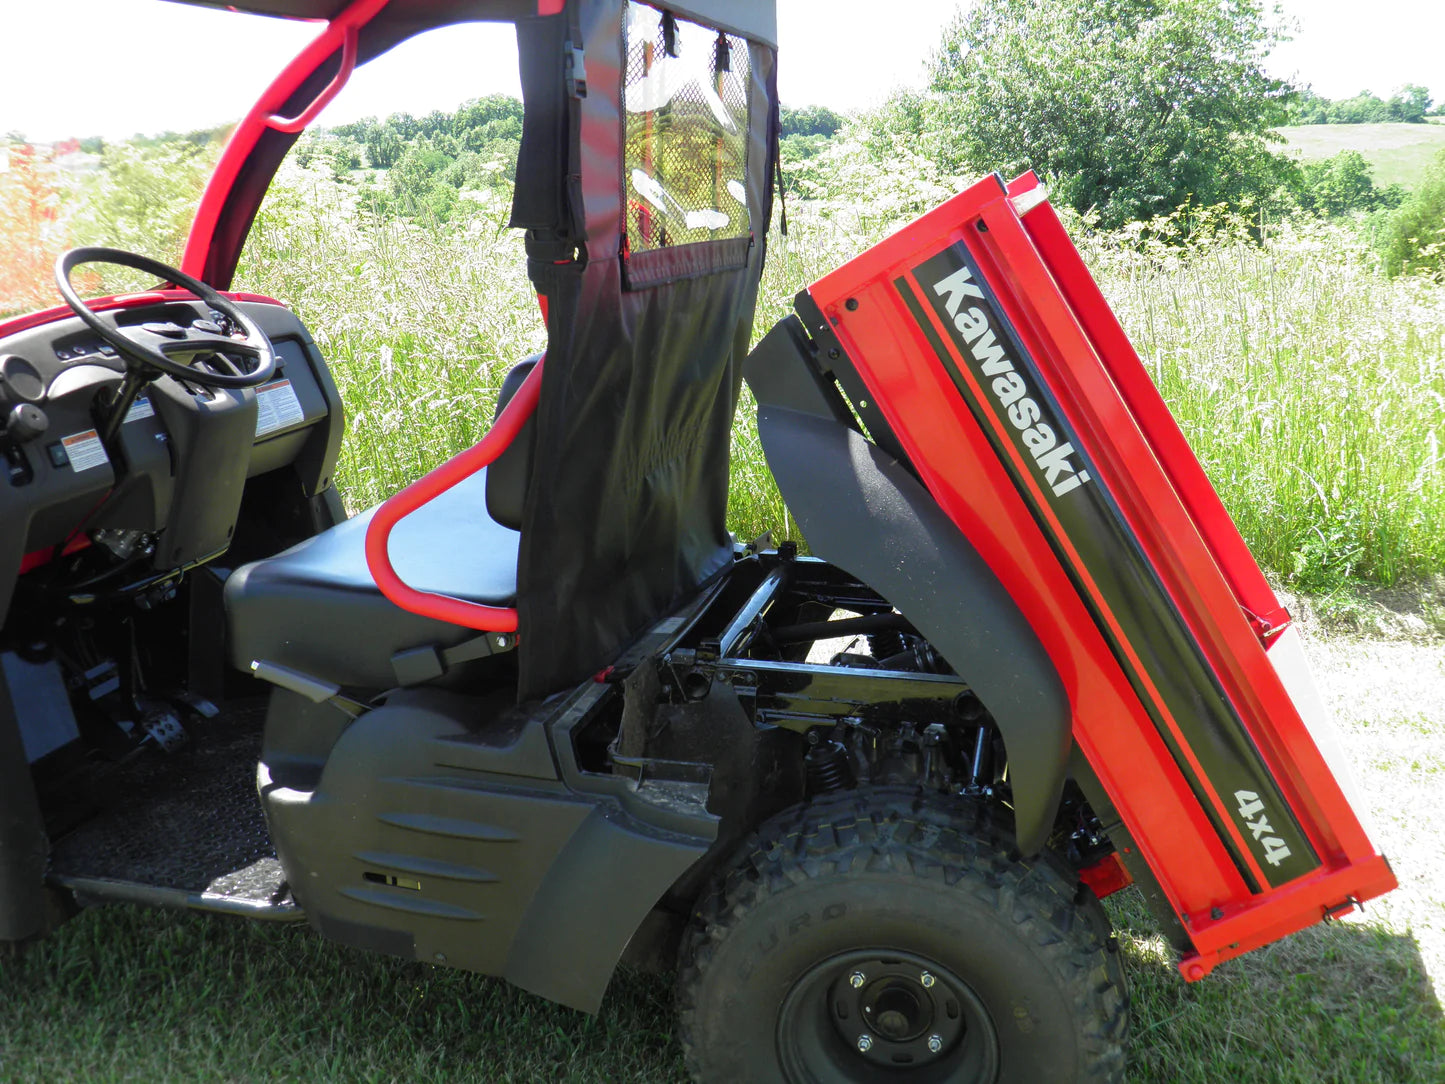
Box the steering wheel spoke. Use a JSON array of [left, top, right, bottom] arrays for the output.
[[156, 330, 241, 356], [127, 326, 182, 352], [213, 336, 263, 359]]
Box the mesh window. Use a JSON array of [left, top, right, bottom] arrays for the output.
[[623, 3, 751, 255]]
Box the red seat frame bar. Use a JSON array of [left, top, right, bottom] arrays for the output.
[[362, 357, 543, 634]]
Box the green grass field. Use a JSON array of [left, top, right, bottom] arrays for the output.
[[1275, 123, 1445, 189]]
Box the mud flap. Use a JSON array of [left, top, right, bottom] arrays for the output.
[[0, 662, 52, 942], [749, 323, 1071, 854]]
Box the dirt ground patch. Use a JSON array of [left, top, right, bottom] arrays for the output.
[[1112, 588, 1445, 1082], [1300, 620, 1445, 1005]]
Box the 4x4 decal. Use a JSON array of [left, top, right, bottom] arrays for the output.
[[1235, 790, 1294, 868]]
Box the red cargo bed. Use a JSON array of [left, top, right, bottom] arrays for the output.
[[801, 171, 1395, 979]]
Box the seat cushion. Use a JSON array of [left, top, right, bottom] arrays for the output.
[[224, 469, 518, 689]]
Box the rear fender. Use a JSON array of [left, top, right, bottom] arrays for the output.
[[746, 317, 1071, 855]]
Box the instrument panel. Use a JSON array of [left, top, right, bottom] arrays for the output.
[[0, 297, 343, 592]]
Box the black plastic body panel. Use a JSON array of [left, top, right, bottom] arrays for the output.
[[146, 364, 259, 568], [0, 661, 53, 942], [745, 317, 1072, 855], [241, 305, 346, 498], [259, 686, 711, 1013]]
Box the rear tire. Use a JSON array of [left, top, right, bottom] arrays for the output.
[[676, 787, 1127, 1083]]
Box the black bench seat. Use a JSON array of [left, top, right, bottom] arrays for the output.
[[224, 469, 517, 690]]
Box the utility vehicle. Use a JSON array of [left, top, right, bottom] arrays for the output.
[[0, 1, 1396, 1081]]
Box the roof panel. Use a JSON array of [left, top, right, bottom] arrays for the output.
[[159, 0, 777, 46]]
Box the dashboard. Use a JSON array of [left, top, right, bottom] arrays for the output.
[[0, 296, 343, 605]]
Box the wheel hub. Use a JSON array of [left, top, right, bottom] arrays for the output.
[[829, 957, 965, 1067], [777, 947, 998, 1082]]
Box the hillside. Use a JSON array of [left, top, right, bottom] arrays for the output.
[[1275, 122, 1445, 189]]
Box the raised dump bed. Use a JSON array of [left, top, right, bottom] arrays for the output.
[[788, 170, 1395, 980]]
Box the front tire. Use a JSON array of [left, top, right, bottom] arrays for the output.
[[676, 787, 1127, 1083]]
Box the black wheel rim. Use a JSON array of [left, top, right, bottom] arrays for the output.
[[776, 949, 1000, 1083]]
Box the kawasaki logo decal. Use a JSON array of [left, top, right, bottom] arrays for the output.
[[930, 263, 1092, 500]]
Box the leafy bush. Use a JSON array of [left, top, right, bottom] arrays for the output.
[[781, 100, 970, 236], [1376, 148, 1445, 278], [69, 139, 218, 287]]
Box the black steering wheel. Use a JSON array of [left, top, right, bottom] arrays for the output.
[[54, 247, 277, 390]]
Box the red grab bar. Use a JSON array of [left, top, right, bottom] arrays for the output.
[[182, 0, 391, 281], [267, 27, 358, 134], [364, 358, 544, 633]]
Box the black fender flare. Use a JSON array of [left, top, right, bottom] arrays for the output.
[[747, 318, 1071, 855]]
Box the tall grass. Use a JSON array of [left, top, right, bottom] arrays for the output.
[[238, 174, 544, 512], [1087, 215, 1445, 586], [236, 164, 1445, 587]]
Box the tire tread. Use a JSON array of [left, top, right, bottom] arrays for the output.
[[676, 786, 1128, 1083]]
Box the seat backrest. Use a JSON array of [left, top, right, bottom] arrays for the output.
[[484, 354, 540, 530]]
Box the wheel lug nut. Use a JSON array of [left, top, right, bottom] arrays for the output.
[[920, 970, 936, 988], [928, 1034, 943, 1053], [849, 970, 866, 988], [857, 1033, 873, 1052]]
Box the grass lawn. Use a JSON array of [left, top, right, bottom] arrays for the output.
[[1274, 123, 1445, 189], [1, 607, 1441, 1083]]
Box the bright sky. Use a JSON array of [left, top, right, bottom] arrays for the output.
[[0, 0, 1442, 141]]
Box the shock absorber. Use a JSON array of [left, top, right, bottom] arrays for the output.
[[805, 738, 854, 796], [877, 640, 947, 674], [963, 726, 993, 796], [868, 629, 908, 663]]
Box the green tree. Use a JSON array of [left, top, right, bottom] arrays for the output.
[[1287, 87, 1330, 125], [1327, 91, 1391, 124], [924, 0, 1295, 227], [364, 124, 404, 168], [1296, 150, 1402, 216], [780, 105, 844, 139], [1388, 84, 1432, 124]]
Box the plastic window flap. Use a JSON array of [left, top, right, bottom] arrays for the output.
[[621, 1, 752, 288]]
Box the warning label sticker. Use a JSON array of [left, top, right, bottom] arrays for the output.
[[255, 379, 304, 437], [124, 396, 154, 423], [62, 430, 109, 472]]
